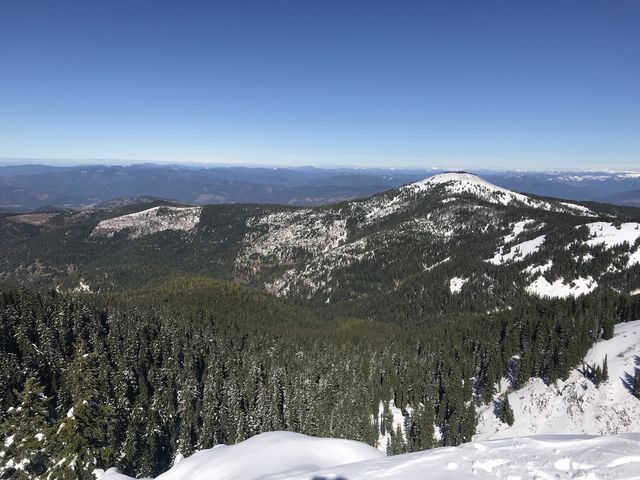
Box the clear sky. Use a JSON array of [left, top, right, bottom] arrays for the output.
[[0, 0, 638, 170]]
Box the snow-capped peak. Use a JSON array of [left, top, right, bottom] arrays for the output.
[[403, 172, 541, 205], [406, 171, 501, 191], [402, 172, 593, 215]]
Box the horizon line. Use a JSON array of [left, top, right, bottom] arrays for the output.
[[1, 157, 639, 174]]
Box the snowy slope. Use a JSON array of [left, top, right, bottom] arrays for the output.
[[91, 206, 202, 239], [98, 432, 383, 480], [476, 320, 640, 440], [525, 275, 598, 299], [486, 234, 546, 265], [98, 433, 640, 480], [287, 434, 640, 480], [584, 222, 640, 249]]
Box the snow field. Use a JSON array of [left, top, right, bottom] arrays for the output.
[[583, 222, 640, 250], [525, 276, 598, 299], [98, 433, 640, 480], [449, 276, 468, 293], [487, 235, 546, 265], [97, 431, 383, 480], [91, 206, 202, 239]]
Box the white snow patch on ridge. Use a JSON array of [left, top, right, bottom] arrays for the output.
[[91, 206, 202, 239], [526, 275, 597, 298], [476, 320, 640, 440], [98, 433, 640, 480], [583, 222, 640, 249], [524, 260, 552, 276], [425, 256, 450, 271], [503, 219, 535, 243], [449, 276, 468, 293], [487, 235, 546, 265]]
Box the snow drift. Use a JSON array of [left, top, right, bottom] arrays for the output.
[[98, 432, 640, 480], [97, 431, 383, 480]]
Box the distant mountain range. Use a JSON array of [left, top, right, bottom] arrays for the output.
[[1, 163, 639, 211]]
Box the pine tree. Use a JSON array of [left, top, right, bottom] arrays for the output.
[[602, 355, 609, 382], [388, 425, 406, 455], [47, 344, 116, 480], [498, 395, 514, 426], [633, 370, 640, 398], [0, 377, 51, 479], [594, 364, 603, 386]]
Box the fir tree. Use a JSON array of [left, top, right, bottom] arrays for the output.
[[633, 370, 640, 399], [498, 395, 514, 426], [47, 344, 116, 480], [0, 377, 51, 479], [593, 364, 603, 386]]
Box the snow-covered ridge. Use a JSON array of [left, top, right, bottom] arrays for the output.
[[98, 431, 640, 480], [402, 172, 594, 215], [476, 320, 640, 439], [97, 431, 383, 480], [90, 206, 202, 239]]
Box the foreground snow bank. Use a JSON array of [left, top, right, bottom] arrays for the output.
[[99, 432, 640, 480], [293, 434, 640, 480], [98, 431, 383, 480]]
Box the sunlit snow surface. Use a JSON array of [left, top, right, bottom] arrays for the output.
[[98, 432, 383, 480], [583, 222, 640, 249], [476, 320, 640, 439], [98, 432, 640, 480], [487, 235, 546, 265], [525, 275, 598, 298], [449, 276, 468, 293], [91, 206, 202, 239], [403, 172, 593, 215]]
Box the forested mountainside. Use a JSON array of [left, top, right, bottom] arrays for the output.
[[1, 173, 640, 479], [0, 278, 636, 479], [1, 173, 639, 322]]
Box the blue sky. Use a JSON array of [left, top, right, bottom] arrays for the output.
[[0, 0, 638, 170]]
